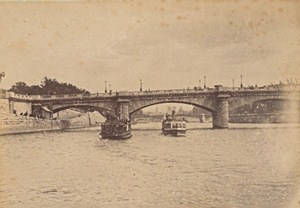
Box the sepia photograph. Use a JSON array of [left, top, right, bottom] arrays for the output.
[[0, 0, 299, 207]]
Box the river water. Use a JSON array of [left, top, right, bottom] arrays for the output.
[[1, 123, 300, 208]]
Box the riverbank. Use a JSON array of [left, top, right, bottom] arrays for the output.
[[0, 97, 103, 136], [1, 98, 62, 136], [0, 115, 103, 136], [0, 114, 63, 136]]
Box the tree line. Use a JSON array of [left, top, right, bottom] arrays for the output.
[[9, 77, 89, 95]]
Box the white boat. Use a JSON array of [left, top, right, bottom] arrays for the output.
[[162, 110, 186, 137]]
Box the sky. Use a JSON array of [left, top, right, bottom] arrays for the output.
[[0, 0, 299, 93]]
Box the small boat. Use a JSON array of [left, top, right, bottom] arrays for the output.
[[100, 113, 132, 139], [162, 110, 186, 137]]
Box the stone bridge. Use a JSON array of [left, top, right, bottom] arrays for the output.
[[7, 85, 300, 128]]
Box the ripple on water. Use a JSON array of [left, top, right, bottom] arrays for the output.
[[0, 124, 300, 208]]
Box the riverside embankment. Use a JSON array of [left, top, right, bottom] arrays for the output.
[[0, 97, 60, 135], [0, 95, 102, 136], [0, 116, 63, 135], [0, 98, 100, 135]]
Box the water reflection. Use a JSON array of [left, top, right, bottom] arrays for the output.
[[0, 123, 299, 208]]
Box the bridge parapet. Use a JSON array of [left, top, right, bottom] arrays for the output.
[[6, 91, 117, 101], [6, 85, 299, 102]]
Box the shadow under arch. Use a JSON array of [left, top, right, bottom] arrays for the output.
[[129, 100, 215, 116], [230, 98, 300, 112], [52, 104, 113, 117]]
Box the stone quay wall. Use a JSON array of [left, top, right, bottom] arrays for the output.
[[0, 98, 63, 135]]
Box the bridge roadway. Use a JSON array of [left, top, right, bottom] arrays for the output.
[[7, 85, 300, 128]]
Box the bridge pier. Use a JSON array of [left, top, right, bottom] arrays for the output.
[[212, 95, 230, 129], [117, 99, 130, 121]]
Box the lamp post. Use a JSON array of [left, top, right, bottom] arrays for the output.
[[199, 80, 201, 89], [105, 81, 107, 93], [140, 79, 143, 91], [0, 72, 5, 83], [204, 76, 206, 89], [240, 75, 243, 88], [232, 78, 235, 90]]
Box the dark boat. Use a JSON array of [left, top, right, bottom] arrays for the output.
[[162, 110, 186, 137], [100, 113, 132, 139]]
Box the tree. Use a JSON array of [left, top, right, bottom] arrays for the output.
[[9, 82, 30, 94], [40, 77, 60, 95], [40, 77, 88, 95], [29, 85, 43, 95], [9, 76, 88, 95]]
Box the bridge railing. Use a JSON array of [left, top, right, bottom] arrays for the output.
[[118, 88, 218, 96], [6, 85, 299, 101], [6, 91, 119, 100], [117, 86, 283, 96]]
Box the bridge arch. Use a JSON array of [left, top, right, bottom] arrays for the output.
[[129, 100, 215, 116], [229, 98, 300, 112], [52, 104, 113, 117]]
